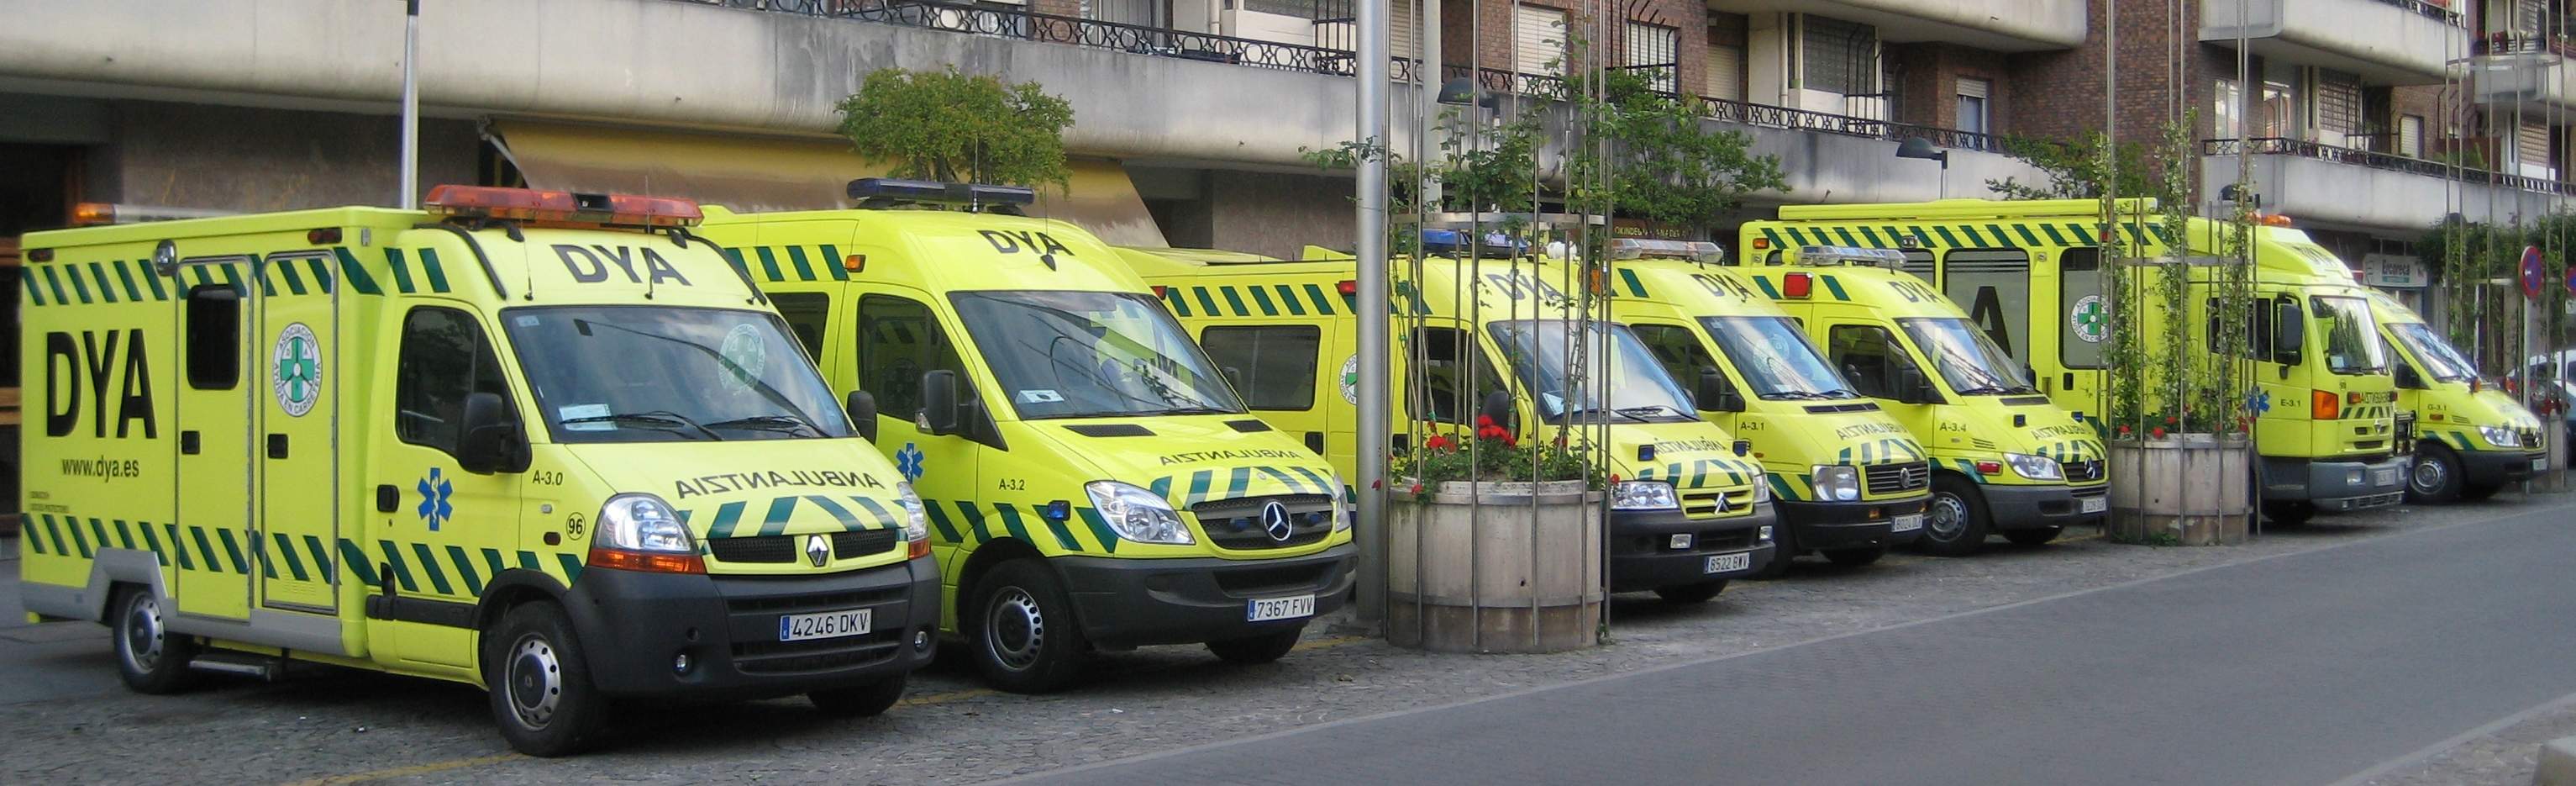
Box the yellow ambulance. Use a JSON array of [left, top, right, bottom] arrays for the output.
[[1729, 246, 2110, 547], [1119, 242, 1780, 603], [696, 180, 1353, 694], [2366, 290, 2547, 502], [1588, 241, 1947, 561], [1745, 200, 2406, 524], [18, 186, 938, 756]]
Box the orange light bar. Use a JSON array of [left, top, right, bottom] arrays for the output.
[[2258, 213, 2297, 228], [73, 203, 114, 226], [586, 547, 707, 574], [2312, 389, 2341, 420], [423, 185, 702, 227]]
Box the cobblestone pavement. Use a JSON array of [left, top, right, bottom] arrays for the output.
[[2359, 699, 2576, 786], [1, 493, 2562, 786]]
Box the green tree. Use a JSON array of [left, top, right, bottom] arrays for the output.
[[1584, 69, 1788, 232], [1984, 132, 2165, 202], [836, 67, 1075, 192]]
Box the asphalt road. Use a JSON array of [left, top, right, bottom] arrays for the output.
[[1001, 503, 2576, 786]]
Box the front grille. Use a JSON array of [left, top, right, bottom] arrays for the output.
[[2071, 485, 2108, 499], [1865, 462, 1930, 494], [2063, 460, 2105, 483], [1679, 488, 1752, 519], [833, 529, 901, 559], [725, 587, 907, 615], [1212, 563, 1331, 594], [707, 530, 902, 564], [1192, 494, 1335, 550], [731, 629, 905, 674]]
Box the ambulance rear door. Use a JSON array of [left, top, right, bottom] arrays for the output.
[[173, 255, 254, 620], [254, 251, 342, 613]]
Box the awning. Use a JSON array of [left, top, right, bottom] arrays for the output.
[[486, 119, 1167, 247]]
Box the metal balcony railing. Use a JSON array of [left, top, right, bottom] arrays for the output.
[[2373, 0, 2466, 27], [1701, 98, 2006, 151], [2203, 137, 2576, 197]]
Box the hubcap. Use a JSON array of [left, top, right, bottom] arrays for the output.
[[2411, 455, 2451, 495], [986, 587, 1045, 671], [121, 593, 166, 673], [505, 634, 563, 730], [1926, 492, 1970, 541]]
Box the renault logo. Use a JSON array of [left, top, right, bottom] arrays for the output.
[[806, 534, 832, 567], [1260, 501, 1294, 542]]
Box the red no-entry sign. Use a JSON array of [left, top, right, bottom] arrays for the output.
[[2522, 245, 2545, 299]]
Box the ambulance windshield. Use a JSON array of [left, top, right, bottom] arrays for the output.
[[2311, 296, 2388, 375], [1696, 316, 1859, 399], [2386, 321, 2482, 383], [502, 306, 854, 443], [1895, 318, 2036, 396], [1485, 320, 1699, 423], [949, 290, 1246, 419]]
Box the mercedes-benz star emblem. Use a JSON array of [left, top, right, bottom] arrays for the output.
[[1260, 501, 1295, 542], [806, 534, 832, 567]]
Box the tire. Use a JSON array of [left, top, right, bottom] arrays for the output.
[[111, 586, 196, 694], [810, 673, 908, 719], [968, 559, 1089, 694], [485, 602, 610, 757], [2261, 501, 2316, 525], [1206, 625, 1304, 664], [1652, 580, 1727, 604], [1747, 525, 1797, 579], [2002, 526, 2063, 547], [2405, 445, 2464, 504], [1822, 546, 1885, 567], [2461, 482, 2505, 501], [1914, 476, 1990, 557]]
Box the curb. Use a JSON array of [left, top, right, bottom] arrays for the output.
[[2536, 736, 2576, 786]]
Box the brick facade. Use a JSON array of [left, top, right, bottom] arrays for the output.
[[1886, 43, 2011, 132], [1440, 0, 1705, 98]]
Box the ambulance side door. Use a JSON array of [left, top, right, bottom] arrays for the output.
[[173, 265, 255, 620], [2052, 247, 2110, 416], [371, 303, 525, 668], [1942, 248, 2032, 372], [849, 287, 983, 578], [1197, 321, 1329, 456], [255, 251, 340, 614], [1629, 319, 1738, 433]]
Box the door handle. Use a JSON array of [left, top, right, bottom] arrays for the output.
[[180, 430, 201, 455], [1305, 431, 1325, 454], [266, 434, 288, 459]]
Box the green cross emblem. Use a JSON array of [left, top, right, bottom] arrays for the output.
[[273, 323, 323, 416], [2070, 296, 2108, 343]]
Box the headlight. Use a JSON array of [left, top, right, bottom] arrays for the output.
[[2479, 425, 2523, 448], [1333, 477, 1354, 532], [1085, 481, 1194, 545], [1751, 472, 1771, 504], [1811, 465, 1860, 502], [1611, 481, 1680, 511], [597, 493, 695, 554], [2002, 452, 2063, 482], [892, 482, 931, 542]]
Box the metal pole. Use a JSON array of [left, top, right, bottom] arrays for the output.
[[1354, 0, 1393, 625], [400, 0, 422, 209]]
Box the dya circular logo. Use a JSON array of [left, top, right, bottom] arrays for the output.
[[2069, 295, 2108, 344], [272, 323, 322, 416]]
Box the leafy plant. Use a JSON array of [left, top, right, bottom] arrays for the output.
[[1569, 68, 1788, 233], [1985, 132, 2167, 202], [836, 67, 1075, 192], [1395, 417, 1592, 487]]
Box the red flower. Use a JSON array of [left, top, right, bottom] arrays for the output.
[[1475, 415, 1498, 429], [1424, 435, 1455, 451], [2151, 427, 2166, 438]]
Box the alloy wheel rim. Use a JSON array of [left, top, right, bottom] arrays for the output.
[[122, 593, 166, 673], [1927, 492, 1969, 541], [506, 635, 563, 730], [2410, 456, 2449, 495], [987, 588, 1044, 671]]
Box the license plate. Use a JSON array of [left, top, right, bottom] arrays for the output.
[[779, 608, 872, 642], [2079, 496, 2108, 514], [2537, 458, 2552, 472], [2373, 468, 2400, 488], [1248, 594, 1315, 622], [1705, 551, 1751, 573], [1891, 514, 1924, 532]]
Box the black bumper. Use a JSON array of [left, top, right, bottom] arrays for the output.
[[1774, 497, 1929, 551], [1054, 544, 1354, 650], [2459, 449, 2548, 486], [1606, 504, 1778, 593], [564, 557, 941, 701], [1979, 482, 2109, 530]]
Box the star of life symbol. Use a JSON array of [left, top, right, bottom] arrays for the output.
[[2069, 295, 2108, 344], [896, 443, 926, 482], [417, 467, 455, 531], [2247, 388, 2272, 416], [272, 323, 322, 416]]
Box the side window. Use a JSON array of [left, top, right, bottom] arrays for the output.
[[185, 283, 241, 389], [1408, 326, 1506, 424], [1199, 325, 1321, 411], [396, 307, 516, 456], [1630, 323, 1723, 397], [1941, 248, 2030, 366], [859, 294, 965, 418], [1827, 324, 1918, 399], [2059, 248, 2105, 368], [770, 292, 831, 361]]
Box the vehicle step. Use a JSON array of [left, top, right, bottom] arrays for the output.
[[187, 654, 282, 680]]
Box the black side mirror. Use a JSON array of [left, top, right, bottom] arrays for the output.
[[1480, 389, 1516, 430], [1895, 367, 1934, 404], [456, 392, 530, 474], [921, 370, 963, 436], [846, 390, 879, 442], [1696, 368, 1745, 412], [2395, 363, 2425, 390], [2274, 301, 2305, 362]]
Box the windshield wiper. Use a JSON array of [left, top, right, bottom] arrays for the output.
[[1159, 406, 1238, 415], [1561, 407, 1652, 423], [1616, 404, 1691, 419], [561, 411, 722, 440], [1952, 385, 2017, 395], [702, 414, 824, 438]]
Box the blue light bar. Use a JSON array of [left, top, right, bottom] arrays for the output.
[[848, 178, 949, 200], [847, 178, 1039, 208], [1420, 229, 1527, 258]]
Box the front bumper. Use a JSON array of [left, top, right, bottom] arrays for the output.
[[1054, 543, 1354, 650], [1979, 482, 2109, 530], [566, 556, 941, 700], [1773, 497, 1930, 551], [1606, 504, 1778, 593], [2458, 448, 2549, 486], [2264, 454, 2409, 510]]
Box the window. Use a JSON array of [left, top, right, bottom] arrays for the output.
[[1706, 42, 1745, 102], [1801, 15, 1878, 97], [2314, 69, 2363, 146], [1200, 324, 1322, 411], [1630, 323, 1726, 401], [859, 294, 965, 419], [1515, 5, 1568, 76], [185, 283, 240, 390], [1955, 77, 1991, 135], [1626, 21, 1679, 93], [502, 307, 853, 443], [396, 307, 516, 456], [1408, 326, 1506, 424], [2400, 115, 2426, 158], [2214, 78, 2242, 139], [770, 292, 830, 361], [1826, 324, 1922, 399], [2058, 249, 2105, 369]]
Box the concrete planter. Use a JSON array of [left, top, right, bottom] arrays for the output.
[[1385, 479, 1603, 653], [2107, 435, 2254, 546]]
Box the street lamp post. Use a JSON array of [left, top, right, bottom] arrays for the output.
[[1353, 0, 1391, 625], [400, 0, 421, 210]]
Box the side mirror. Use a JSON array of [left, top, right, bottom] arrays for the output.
[[2394, 363, 2425, 390], [2274, 301, 2305, 360], [920, 370, 963, 436], [1895, 367, 1934, 404], [456, 392, 530, 474], [1479, 389, 1516, 430], [846, 389, 879, 442], [1697, 368, 1745, 413]]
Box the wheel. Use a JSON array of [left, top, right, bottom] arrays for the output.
[[2261, 501, 2316, 525], [1746, 525, 1797, 579], [810, 673, 908, 718], [485, 602, 610, 757], [2002, 526, 2063, 547], [1822, 547, 1885, 567], [2461, 482, 2505, 500], [1205, 625, 1304, 664], [969, 559, 1089, 694], [112, 586, 196, 694], [1914, 476, 1990, 557], [2405, 445, 2464, 504], [1652, 580, 1727, 604]]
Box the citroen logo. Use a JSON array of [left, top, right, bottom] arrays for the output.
[[1260, 501, 1294, 542], [806, 534, 832, 567]]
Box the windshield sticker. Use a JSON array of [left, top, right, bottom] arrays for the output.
[[1017, 389, 1065, 404], [673, 469, 887, 499], [1159, 448, 1308, 466], [271, 323, 323, 417], [2070, 295, 2108, 343], [1340, 355, 1359, 404], [559, 404, 614, 431], [718, 323, 766, 392], [513, 314, 540, 327]]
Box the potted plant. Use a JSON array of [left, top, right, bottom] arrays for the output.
[[1385, 418, 1603, 653]]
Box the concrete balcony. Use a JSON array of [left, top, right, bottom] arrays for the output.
[[1704, 0, 2085, 51], [2200, 0, 2467, 86], [2201, 139, 2573, 235], [2472, 51, 2576, 115]]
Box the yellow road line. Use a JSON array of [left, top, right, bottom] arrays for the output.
[[274, 753, 528, 786], [1292, 635, 1367, 651], [899, 688, 997, 706]]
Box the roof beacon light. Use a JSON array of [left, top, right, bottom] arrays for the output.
[[1795, 245, 1906, 269], [71, 203, 239, 226], [423, 185, 702, 227], [846, 178, 1038, 208], [1610, 237, 1727, 262]]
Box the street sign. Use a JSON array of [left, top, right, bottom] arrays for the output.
[[2565, 257, 2576, 296], [2522, 245, 2545, 299]]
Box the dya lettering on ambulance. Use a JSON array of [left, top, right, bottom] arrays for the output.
[[674, 469, 888, 499], [979, 230, 1074, 270], [44, 330, 156, 440], [554, 245, 694, 286]]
